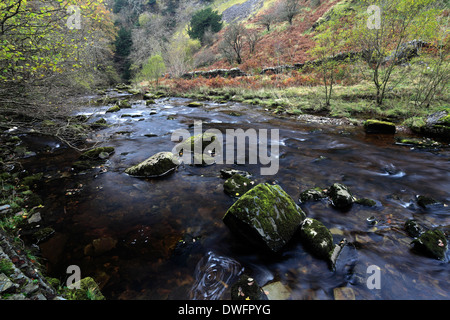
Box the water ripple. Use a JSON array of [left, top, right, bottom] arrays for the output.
[[190, 251, 243, 300]]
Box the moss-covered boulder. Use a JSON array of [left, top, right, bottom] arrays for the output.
[[411, 229, 447, 260], [364, 119, 396, 134], [223, 174, 255, 197], [187, 101, 203, 108], [125, 152, 179, 177], [416, 110, 450, 141], [223, 183, 306, 253], [328, 183, 354, 211], [298, 218, 334, 260], [117, 99, 131, 108], [106, 105, 120, 113]]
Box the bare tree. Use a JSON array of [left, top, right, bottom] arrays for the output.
[[246, 29, 262, 54], [257, 10, 277, 31], [219, 23, 247, 65], [277, 0, 301, 25]]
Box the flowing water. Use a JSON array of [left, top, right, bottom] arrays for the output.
[[19, 91, 450, 300]]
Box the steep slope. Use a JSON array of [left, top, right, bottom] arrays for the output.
[[193, 0, 345, 73]]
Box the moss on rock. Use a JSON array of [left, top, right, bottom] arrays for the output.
[[364, 119, 396, 134], [63, 277, 105, 300], [298, 217, 334, 260], [223, 183, 306, 253], [125, 152, 179, 177], [80, 147, 115, 160], [223, 174, 255, 197], [411, 229, 447, 260], [328, 183, 354, 211]]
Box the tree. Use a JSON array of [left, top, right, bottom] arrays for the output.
[[137, 54, 166, 86], [350, 0, 442, 106], [187, 8, 222, 45], [277, 0, 301, 25], [219, 23, 247, 65], [308, 6, 350, 107], [257, 10, 277, 32]]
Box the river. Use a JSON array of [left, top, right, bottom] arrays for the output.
[[20, 90, 450, 300]]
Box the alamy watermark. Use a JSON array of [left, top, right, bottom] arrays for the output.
[[66, 5, 81, 30], [367, 5, 381, 30], [171, 121, 280, 176], [366, 264, 381, 289], [66, 265, 81, 289]]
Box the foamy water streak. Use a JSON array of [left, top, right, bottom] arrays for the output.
[[190, 251, 243, 300]]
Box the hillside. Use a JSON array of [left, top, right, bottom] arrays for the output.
[[196, 0, 343, 72]]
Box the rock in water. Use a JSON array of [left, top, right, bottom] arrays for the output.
[[230, 274, 267, 300], [363, 119, 396, 134], [223, 174, 254, 197], [223, 183, 306, 253], [125, 152, 179, 177], [411, 229, 447, 260], [328, 183, 354, 211], [298, 218, 334, 261]]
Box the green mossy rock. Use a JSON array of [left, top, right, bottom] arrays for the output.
[[355, 198, 377, 207], [364, 119, 396, 134], [176, 132, 217, 154], [404, 219, 424, 238], [187, 101, 203, 107], [118, 99, 131, 108], [64, 277, 105, 300], [106, 105, 120, 113], [328, 183, 354, 211], [223, 183, 306, 253], [411, 229, 447, 260], [416, 195, 440, 208], [80, 147, 115, 160], [223, 174, 255, 197], [298, 217, 334, 260], [125, 151, 180, 177]]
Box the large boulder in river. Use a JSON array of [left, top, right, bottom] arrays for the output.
[[223, 183, 306, 253], [125, 152, 179, 177]]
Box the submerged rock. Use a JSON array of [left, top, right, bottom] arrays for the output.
[[125, 152, 180, 177], [328, 183, 354, 211], [416, 195, 440, 209], [411, 229, 447, 260], [404, 219, 424, 238], [220, 168, 251, 179], [223, 174, 255, 197], [299, 187, 327, 203], [80, 147, 115, 160], [223, 183, 306, 253], [363, 119, 396, 134], [298, 218, 334, 261], [230, 274, 267, 300]]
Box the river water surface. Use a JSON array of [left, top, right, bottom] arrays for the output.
[[21, 91, 450, 299]]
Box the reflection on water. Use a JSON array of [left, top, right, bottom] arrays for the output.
[[190, 251, 243, 300], [19, 92, 450, 300]]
